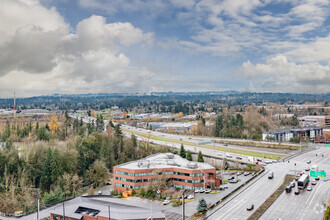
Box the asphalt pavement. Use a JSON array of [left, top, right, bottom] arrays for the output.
[[206, 147, 330, 220]]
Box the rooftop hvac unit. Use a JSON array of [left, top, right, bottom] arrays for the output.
[[167, 160, 178, 166], [138, 160, 150, 168], [166, 153, 174, 159], [187, 162, 198, 169]]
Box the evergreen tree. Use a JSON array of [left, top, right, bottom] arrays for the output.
[[186, 150, 192, 161], [196, 198, 207, 212], [179, 144, 186, 158], [131, 134, 137, 147], [41, 148, 53, 190], [213, 115, 223, 137], [197, 151, 204, 162]]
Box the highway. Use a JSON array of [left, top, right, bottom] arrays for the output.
[[206, 147, 330, 220], [259, 147, 330, 220], [70, 114, 286, 164]]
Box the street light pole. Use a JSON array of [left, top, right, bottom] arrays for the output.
[[108, 205, 111, 220], [182, 194, 185, 220]]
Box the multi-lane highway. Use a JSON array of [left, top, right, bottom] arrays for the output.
[[259, 147, 330, 220], [206, 147, 330, 220]]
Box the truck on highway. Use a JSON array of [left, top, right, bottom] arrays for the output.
[[311, 165, 319, 171], [298, 174, 309, 189]]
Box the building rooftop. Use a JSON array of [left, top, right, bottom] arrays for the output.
[[50, 197, 165, 219], [115, 153, 215, 171]]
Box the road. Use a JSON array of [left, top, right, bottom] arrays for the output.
[[259, 147, 330, 220], [206, 147, 330, 220], [70, 114, 288, 160]]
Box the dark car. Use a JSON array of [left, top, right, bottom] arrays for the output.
[[246, 204, 254, 211], [315, 177, 320, 181], [285, 186, 292, 193], [228, 176, 235, 180], [294, 189, 300, 195]]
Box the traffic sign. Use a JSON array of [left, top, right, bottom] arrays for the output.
[[310, 170, 326, 178]]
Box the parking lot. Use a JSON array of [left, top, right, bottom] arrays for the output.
[[95, 171, 257, 219]]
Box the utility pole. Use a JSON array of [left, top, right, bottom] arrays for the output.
[[108, 205, 111, 220], [150, 200, 153, 220], [37, 199, 39, 220], [182, 193, 185, 220], [63, 202, 66, 220]]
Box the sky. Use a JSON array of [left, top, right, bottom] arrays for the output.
[[0, 0, 330, 97]]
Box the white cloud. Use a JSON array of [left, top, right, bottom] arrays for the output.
[[0, 0, 155, 97], [240, 54, 330, 93]]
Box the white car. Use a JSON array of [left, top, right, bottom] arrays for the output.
[[194, 189, 200, 193], [205, 189, 212, 193], [226, 154, 233, 158], [162, 199, 171, 205], [187, 194, 194, 199], [97, 191, 102, 195]]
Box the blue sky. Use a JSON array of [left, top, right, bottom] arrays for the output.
[[0, 0, 329, 97]]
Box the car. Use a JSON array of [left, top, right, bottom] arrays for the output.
[[219, 185, 226, 190], [305, 167, 310, 171], [162, 199, 171, 205], [184, 194, 188, 199], [199, 189, 205, 193], [307, 160, 311, 164], [106, 182, 112, 185], [311, 181, 317, 185], [299, 172, 304, 176], [285, 186, 292, 193], [315, 177, 320, 181], [226, 154, 233, 158], [205, 189, 212, 193], [14, 211, 23, 217], [236, 156, 242, 160], [244, 172, 250, 176], [217, 153, 222, 156], [268, 172, 274, 179], [256, 158, 263, 162], [228, 176, 235, 180], [246, 204, 254, 211], [194, 189, 200, 193], [224, 144, 228, 146], [294, 189, 300, 195], [290, 181, 295, 188], [98, 191, 102, 195], [229, 179, 238, 183], [307, 186, 312, 191], [237, 172, 242, 176], [187, 194, 194, 199]]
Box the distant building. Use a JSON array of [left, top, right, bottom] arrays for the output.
[[299, 116, 326, 127], [50, 197, 165, 220], [262, 127, 323, 142], [114, 153, 220, 193], [273, 114, 294, 119]]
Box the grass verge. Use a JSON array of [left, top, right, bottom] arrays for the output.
[[247, 174, 295, 220]]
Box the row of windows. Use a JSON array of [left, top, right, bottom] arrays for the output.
[[116, 176, 202, 184], [115, 183, 204, 190], [115, 170, 205, 177]]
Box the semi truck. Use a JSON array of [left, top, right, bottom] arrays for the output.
[[298, 174, 309, 189]]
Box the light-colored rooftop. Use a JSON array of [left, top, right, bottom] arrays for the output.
[[50, 197, 165, 219], [115, 153, 215, 170]]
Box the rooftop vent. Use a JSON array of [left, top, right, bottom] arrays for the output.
[[167, 160, 178, 166], [166, 153, 174, 159], [138, 160, 150, 168], [187, 162, 198, 169]]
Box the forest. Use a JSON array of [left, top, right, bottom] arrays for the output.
[[0, 112, 171, 213]]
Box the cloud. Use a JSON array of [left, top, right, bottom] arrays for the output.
[[0, 0, 155, 97], [239, 54, 330, 93]]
